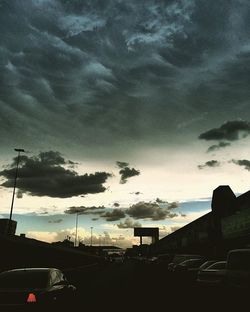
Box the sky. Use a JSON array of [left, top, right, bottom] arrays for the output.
[[1, 0, 250, 248]]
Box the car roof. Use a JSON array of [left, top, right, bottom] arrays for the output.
[[207, 261, 226, 267], [1, 268, 58, 274], [228, 249, 250, 253]]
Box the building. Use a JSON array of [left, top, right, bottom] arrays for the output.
[[151, 185, 250, 258], [0, 219, 17, 235]]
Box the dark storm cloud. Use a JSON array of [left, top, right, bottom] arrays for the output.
[[199, 121, 250, 142], [155, 198, 179, 209], [156, 198, 168, 204], [0, 151, 111, 198], [16, 189, 23, 198], [130, 192, 142, 195], [116, 161, 140, 184], [2, 1, 250, 156], [231, 159, 250, 171], [126, 201, 178, 221], [168, 202, 179, 209], [116, 161, 129, 169], [117, 218, 142, 229], [119, 167, 140, 184], [48, 219, 63, 224], [64, 205, 105, 215], [198, 160, 221, 169], [101, 209, 126, 221], [207, 142, 231, 153]]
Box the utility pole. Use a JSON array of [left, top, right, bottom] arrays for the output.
[[8, 148, 25, 234]]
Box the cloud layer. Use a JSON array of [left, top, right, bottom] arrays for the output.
[[116, 161, 140, 184], [199, 120, 250, 142], [2, 1, 250, 157], [126, 201, 178, 221], [198, 160, 221, 170], [0, 151, 111, 198]]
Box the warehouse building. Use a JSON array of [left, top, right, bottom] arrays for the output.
[[151, 185, 250, 258]]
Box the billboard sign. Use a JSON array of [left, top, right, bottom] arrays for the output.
[[134, 227, 159, 237]]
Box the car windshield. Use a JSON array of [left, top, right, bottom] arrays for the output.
[[0, 270, 49, 289], [206, 262, 226, 270], [199, 261, 217, 270]]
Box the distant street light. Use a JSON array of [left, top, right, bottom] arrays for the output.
[[90, 226, 93, 246], [8, 148, 25, 234], [74, 212, 79, 247]]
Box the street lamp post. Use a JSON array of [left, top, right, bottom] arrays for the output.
[[90, 226, 93, 246], [8, 148, 25, 234]]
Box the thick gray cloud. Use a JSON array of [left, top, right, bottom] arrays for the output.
[[168, 202, 179, 209], [155, 198, 168, 204], [1, 1, 250, 158], [198, 160, 221, 169], [199, 120, 250, 142], [231, 159, 250, 171], [126, 201, 178, 221], [101, 209, 126, 221], [207, 142, 231, 153], [0, 151, 111, 198], [116, 161, 140, 184], [48, 219, 63, 224], [116, 161, 129, 169], [156, 198, 179, 209], [117, 218, 142, 229], [64, 205, 105, 215]]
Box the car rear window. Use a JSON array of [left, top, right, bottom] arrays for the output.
[[0, 270, 49, 289]]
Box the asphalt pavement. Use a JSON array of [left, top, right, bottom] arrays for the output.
[[64, 260, 248, 311]]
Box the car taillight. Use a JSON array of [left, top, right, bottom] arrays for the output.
[[27, 293, 37, 303]]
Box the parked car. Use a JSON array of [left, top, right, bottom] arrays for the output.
[[198, 260, 219, 272], [196, 261, 227, 285], [174, 258, 207, 272], [226, 249, 250, 289], [168, 254, 204, 272], [173, 258, 207, 281], [0, 267, 76, 309], [156, 253, 174, 266]]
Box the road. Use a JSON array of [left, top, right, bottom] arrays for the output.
[[65, 260, 247, 310]]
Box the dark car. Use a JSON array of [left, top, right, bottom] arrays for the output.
[[198, 260, 219, 272], [0, 267, 76, 310], [168, 254, 204, 272], [226, 249, 250, 289], [174, 258, 207, 273], [196, 261, 227, 286], [173, 258, 207, 281]]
